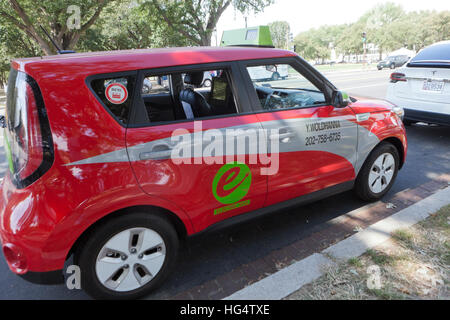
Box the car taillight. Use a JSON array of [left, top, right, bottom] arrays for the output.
[[18, 83, 44, 179], [4, 68, 53, 188], [390, 72, 406, 83]]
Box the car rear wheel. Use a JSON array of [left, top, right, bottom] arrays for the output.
[[390, 63, 395, 69], [271, 72, 281, 81], [75, 212, 179, 299], [354, 142, 399, 202]]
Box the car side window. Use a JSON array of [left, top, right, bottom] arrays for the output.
[[91, 75, 136, 125], [137, 68, 239, 125], [245, 64, 326, 111]]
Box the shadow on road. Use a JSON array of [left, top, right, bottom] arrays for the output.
[[0, 123, 448, 299]]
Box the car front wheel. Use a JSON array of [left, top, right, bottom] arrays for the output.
[[75, 212, 179, 299], [354, 142, 399, 202]]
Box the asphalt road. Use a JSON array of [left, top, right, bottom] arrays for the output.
[[0, 68, 448, 299], [324, 68, 392, 99]]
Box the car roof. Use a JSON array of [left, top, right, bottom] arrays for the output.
[[13, 46, 296, 81]]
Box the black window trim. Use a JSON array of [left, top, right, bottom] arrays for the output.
[[127, 61, 254, 128], [236, 56, 337, 115]]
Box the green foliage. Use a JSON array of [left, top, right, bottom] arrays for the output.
[[293, 2, 450, 61], [268, 21, 290, 49], [145, 0, 274, 46], [0, 0, 112, 54], [77, 1, 193, 51]]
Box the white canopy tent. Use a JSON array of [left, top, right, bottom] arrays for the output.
[[388, 47, 416, 58]]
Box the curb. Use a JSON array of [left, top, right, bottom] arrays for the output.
[[224, 186, 450, 300]]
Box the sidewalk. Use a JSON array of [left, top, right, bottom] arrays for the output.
[[287, 204, 449, 300], [0, 88, 5, 116], [225, 184, 450, 300]]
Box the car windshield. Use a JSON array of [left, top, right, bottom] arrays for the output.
[[246, 64, 326, 110]]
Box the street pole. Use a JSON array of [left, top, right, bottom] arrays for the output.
[[362, 32, 367, 67]]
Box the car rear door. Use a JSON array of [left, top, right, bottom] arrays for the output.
[[125, 62, 267, 232], [239, 58, 358, 207]]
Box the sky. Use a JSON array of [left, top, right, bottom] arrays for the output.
[[215, 0, 449, 45]]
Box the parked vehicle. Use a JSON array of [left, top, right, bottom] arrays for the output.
[[247, 64, 289, 81], [386, 41, 450, 126], [0, 47, 407, 299], [377, 55, 410, 70]]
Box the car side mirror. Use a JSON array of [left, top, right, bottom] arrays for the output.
[[332, 90, 350, 108]]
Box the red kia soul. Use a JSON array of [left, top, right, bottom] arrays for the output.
[[0, 47, 407, 299]]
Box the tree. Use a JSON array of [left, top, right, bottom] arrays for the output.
[[0, 0, 113, 55], [77, 1, 194, 51], [0, 20, 41, 87], [268, 21, 290, 49], [146, 0, 274, 46]]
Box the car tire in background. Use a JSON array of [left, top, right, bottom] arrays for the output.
[[203, 79, 212, 88], [142, 85, 150, 94], [402, 119, 416, 126], [75, 212, 179, 300], [354, 142, 400, 202], [390, 63, 396, 69], [271, 72, 281, 81]]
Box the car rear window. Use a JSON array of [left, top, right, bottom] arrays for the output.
[[90, 75, 137, 125], [408, 42, 450, 67]]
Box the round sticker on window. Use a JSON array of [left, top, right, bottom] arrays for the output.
[[105, 83, 128, 104]]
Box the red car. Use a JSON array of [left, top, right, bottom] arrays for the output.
[[0, 47, 407, 299]]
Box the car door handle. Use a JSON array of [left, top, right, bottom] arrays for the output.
[[139, 144, 172, 160]]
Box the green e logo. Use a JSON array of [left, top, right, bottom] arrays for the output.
[[212, 162, 252, 205]]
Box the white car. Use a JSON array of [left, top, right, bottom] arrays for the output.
[[247, 64, 289, 81], [386, 41, 450, 126]]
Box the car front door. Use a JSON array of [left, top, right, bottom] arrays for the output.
[[126, 63, 267, 232], [239, 58, 358, 207]]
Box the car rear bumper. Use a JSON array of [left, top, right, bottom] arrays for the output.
[[404, 108, 450, 125], [386, 90, 450, 125], [0, 174, 65, 276]]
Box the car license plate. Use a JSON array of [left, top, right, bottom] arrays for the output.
[[422, 80, 444, 93]]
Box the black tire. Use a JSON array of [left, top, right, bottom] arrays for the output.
[[75, 212, 179, 300], [403, 119, 415, 126], [377, 67, 382, 70], [141, 85, 150, 94], [354, 142, 400, 202], [271, 72, 281, 81], [390, 63, 395, 69]]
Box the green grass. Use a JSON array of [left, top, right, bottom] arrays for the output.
[[392, 229, 414, 244], [422, 204, 450, 230], [366, 249, 396, 265], [369, 288, 405, 300], [348, 257, 363, 268]]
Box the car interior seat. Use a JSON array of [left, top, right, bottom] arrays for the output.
[[179, 72, 212, 119]]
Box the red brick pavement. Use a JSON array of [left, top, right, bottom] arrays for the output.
[[167, 177, 449, 300]]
